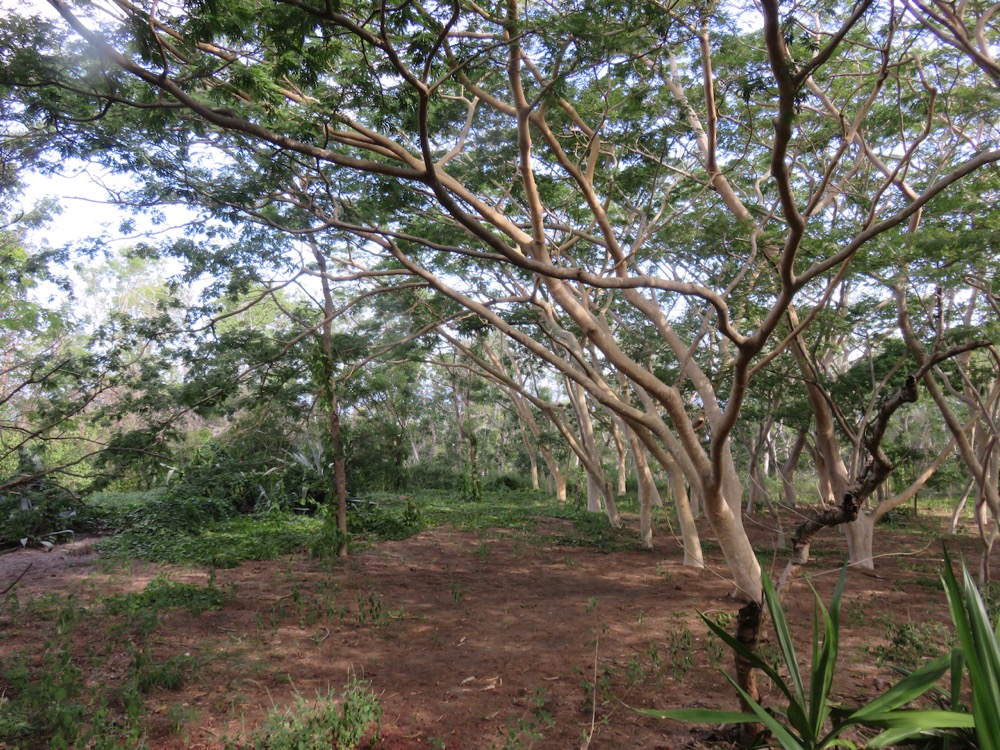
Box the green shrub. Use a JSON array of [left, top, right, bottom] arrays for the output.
[[98, 511, 321, 567], [484, 474, 530, 492], [347, 499, 424, 541], [403, 460, 462, 491], [103, 493, 237, 536], [103, 575, 227, 616], [0, 452, 94, 544]]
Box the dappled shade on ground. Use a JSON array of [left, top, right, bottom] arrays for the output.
[[0, 511, 982, 748]]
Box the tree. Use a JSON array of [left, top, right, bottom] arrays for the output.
[[3, 0, 999, 603]]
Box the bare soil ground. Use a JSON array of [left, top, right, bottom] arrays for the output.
[[0, 511, 982, 749]]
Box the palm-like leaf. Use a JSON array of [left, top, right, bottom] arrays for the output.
[[640, 563, 980, 750]]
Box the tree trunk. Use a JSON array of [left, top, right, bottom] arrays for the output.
[[603, 480, 621, 529], [539, 445, 567, 502], [568, 380, 617, 524], [313, 241, 349, 558], [842, 512, 874, 570], [951, 478, 976, 534], [586, 473, 603, 513], [778, 428, 807, 510], [664, 452, 703, 567], [626, 427, 659, 548], [610, 418, 628, 496]]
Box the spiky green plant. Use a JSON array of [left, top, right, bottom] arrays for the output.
[[639, 567, 974, 749]]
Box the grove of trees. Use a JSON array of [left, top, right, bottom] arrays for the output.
[[1, 0, 999, 731]]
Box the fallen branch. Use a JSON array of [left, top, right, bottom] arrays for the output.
[[1, 563, 33, 595]]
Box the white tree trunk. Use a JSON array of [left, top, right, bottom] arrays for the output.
[[664, 453, 703, 568], [843, 513, 875, 570], [627, 426, 660, 549], [539, 446, 567, 502], [586, 473, 603, 513]]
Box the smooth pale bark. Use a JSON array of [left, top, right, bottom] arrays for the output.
[[950, 478, 976, 534], [540, 445, 568, 503], [507, 389, 543, 492], [842, 512, 875, 570], [778, 428, 808, 510], [603, 481, 622, 529], [511, 395, 568, 502], [745, 416, 775, 515], [664, 451, 704, 568], [586, 473, 603, 513], [608, 417, 629, 496], [705, 485, 760, 599], [625, 424, 660, 548], [790, 322, 868, 565], [567, 380, 620, 525]]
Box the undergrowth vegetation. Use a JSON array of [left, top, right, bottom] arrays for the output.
[[77, 486, 643, 568], [0, 574, 229, 749], [224, 678, 382, 750]]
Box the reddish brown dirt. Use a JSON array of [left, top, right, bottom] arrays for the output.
[[0, 512, 982, 749]]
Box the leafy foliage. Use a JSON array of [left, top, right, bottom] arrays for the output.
[[103, 574, 227, 617], [940, 548, 1000, 750], [640, 568, 975, 749]]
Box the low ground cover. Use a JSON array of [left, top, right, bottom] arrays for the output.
[[0, 493, 987, 748]]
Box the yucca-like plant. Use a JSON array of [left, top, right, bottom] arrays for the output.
[[939, 547, 1000, 750], [640, 567, 975, 749]]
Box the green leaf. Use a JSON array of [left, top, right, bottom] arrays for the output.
[[942, 547, 1000, 750], [725, 674, 807, 750], [699, 612, 794, 703], [808, 567, 846, 737], [634, 708, 759, 723], [762, 570, 805, 705], [849, 655, 952, 720]]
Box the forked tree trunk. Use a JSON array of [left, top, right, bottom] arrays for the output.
[[568, 380, 619, 525]]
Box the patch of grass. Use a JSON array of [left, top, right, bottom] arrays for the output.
[[868, 617, 948, 667], [663, 621, 695, 678], [98, 512, 322, 567], [104, 574, 227, 616], [543, 510, 641, 552], [129, 649, 195, 693], [0, 597, 151, 748], [224, 677, 382, 750], [413, 489, 563, 532]]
